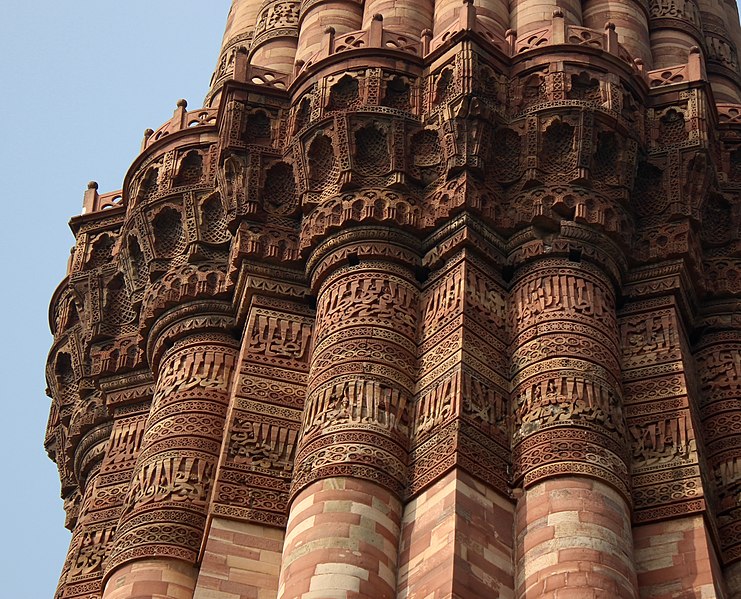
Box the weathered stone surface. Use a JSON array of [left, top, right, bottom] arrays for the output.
[[46, 0, 741, 597]]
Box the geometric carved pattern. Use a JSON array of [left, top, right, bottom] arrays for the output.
[[620, 297, 705, 525], [510, 259, 627, 497], [46, 3, 741, 597], [105, 338, 238, 575], [540, 119, 577, 173], [696, 328, 741, 561], [211, 295, 311, 527]]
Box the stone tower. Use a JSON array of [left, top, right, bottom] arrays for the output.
[[46, 0, 741, 597]]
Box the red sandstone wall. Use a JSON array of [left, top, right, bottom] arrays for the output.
[[46, 1, 741, 598], [634, 516, 726, 599], [194, 518, 284, 599]]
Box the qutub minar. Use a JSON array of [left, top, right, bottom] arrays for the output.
[[46, 0, 741, 596]]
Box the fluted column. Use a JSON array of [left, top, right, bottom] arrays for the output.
[[433, 0, 510, 37], [222, 0, 264, 48], [295, 0, 364, 65], [54, 421, 113, 599], [695, 307, 741, 590], [207, 0, 263, 105], [722, 0, 741, 72], [510, 0, 581, 36], [698, 0, 741, 101], [277, 232, 419, 599], [362, 0, 433, 40], [397, 236, 515, 599], [582, 0, 652, 66], [509, 238, 636, 599], [249, 0, 301, 75], [194, 287, 314, 599], [648, 0, 704, 69], [102, 301, 238, 599]]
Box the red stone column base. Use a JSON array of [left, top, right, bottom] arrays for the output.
[[102, 559, 197, 599], [397, 469, 515, 598], [278, 477, 402, 599], [515, 477, 637, 599], [194, 517, 284, 599], [634, 515, 725, 599]]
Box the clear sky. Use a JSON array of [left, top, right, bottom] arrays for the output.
[[0, 3, 227, 597]]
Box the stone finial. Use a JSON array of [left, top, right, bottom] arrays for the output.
[[604, 21, 618, 54], [369, 14, 383, 46], [688, 46, 704, 80], [421, 29, 432, 55], [324, 26, 336, 55], [234, 47, 249, 82], [174, 99, 188, 129], [505, 29, 517, 55], [460, 0, 477, 29], [82, 181, 100, 214], [142, 128, 154, 151], [552, 8, 566, 43]]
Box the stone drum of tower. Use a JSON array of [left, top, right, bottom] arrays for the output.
[[46, 0, 741, 598]]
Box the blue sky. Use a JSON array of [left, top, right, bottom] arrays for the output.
[[0, 3, 226, 596]]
